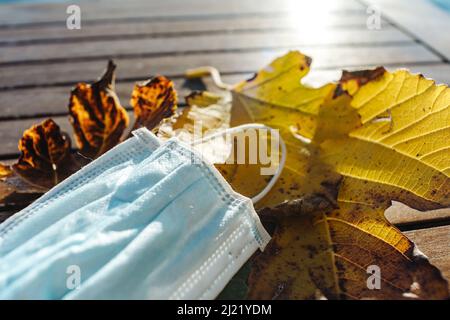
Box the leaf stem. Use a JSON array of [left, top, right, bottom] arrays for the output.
[[185, 66, 234, 90]]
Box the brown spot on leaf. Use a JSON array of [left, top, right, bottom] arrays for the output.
[[334, 66, 386, 98], [340, 66, 386, 85]]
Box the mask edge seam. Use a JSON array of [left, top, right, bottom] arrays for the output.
[[168, 140, 271, 249], [169, 223, 250, 300]]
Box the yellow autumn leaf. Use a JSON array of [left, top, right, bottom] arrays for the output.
[[232, 51, 335, 141], [326, 68, 450, 210], [232, 52, 449, 299], [248, 200, 448, 299], [173, 51, 449, 299], [230, 51, 344, 209]]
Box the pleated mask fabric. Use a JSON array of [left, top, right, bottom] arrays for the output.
[[0, 128, 271, 300]]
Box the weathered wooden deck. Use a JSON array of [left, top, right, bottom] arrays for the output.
[[0, 0, 449, 286]]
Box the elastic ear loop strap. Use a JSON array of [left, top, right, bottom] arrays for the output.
[[190, 124, 287, 204]]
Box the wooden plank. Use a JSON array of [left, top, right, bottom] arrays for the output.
[[2, 63, 450, 120], [0, 44, 439, 89], [0, 14, 390, 44], [405, 225, 450, 284], [0, 0, 363, 25], [386, 201, 450, 228], [0, 29, 412, 65]]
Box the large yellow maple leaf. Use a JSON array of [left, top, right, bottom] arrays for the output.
[[163, 51, 449, 299]]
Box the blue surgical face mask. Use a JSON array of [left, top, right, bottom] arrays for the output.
[[0, 126, 284, 300]]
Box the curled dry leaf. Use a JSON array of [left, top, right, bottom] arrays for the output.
[[0, 164, 12, 177], [0, 119, 82, 210], [13, 119, 82, 189], [1, 61, 177, 209], [130, 75, 177, 132], [68, 60, 129, 159]]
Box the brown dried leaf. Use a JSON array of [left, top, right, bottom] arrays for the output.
[[68, 60, 129, 159], [130, 76, 177, 131], [12, 119, 82, 189], [2, 62, 178, 211], [0, 163, 12, 178]]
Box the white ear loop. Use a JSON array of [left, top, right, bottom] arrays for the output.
[[190, 124, 286, 204]]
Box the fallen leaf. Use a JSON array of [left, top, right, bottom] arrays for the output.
[[130, 75, 177, 132], [12, 119, 82, 189], [68, 60, 129, 159], [1, 61, 177, 210], [235, 53, 450, 299], [175, 51, 449, 299], [0, 119, 81, 210], [232, 51, 336, 141], [0, 163, 12, 177], [327, 68, 450, 210], [249, 199, 449, 299], [229, 51, 343, 208]]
